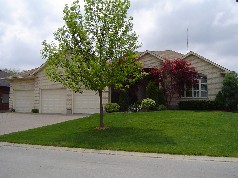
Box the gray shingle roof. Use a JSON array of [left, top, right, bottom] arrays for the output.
[[0, 70, 11, 87], [137, 50, 183, 61], [5, 68, 38, 80], [150, 50, 183, 60]]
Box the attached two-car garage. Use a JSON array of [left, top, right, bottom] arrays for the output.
[[40, 89, 100, 114]]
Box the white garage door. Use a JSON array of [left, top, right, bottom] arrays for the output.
[[15, 90, 34, 112], [73, 90, 100, 114], [41, 89, 66, 114]]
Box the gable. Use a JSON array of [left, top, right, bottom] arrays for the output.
[[183, 52, 229, 76], [183, 54, 228, 100], [183, 55, 225, 76], [138, 53, 163, 68], [183, 51, 230, 74], [35, 67, 65, 89]]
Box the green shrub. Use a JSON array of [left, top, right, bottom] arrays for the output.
[[146, 81, 166, 105], [104, 103, 120, 113], [221, 72, 238, 111], [128, 101, 142, 112], [215, 91, 225, 110], [146, 81, 159, 102], [32, 109, 39, 113], [141, 98, 156, 111], [158, 104, 167, 111], [178, 100, 217, 110], [157, 89, 166, 105], [118, 90, 130, 111]]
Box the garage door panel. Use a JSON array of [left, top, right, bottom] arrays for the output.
[[41, 89, 66, 114], [73, 90, 100, 114], [15, 90, 34, 112]]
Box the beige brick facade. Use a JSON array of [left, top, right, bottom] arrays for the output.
[[183, 55, 225, 101], [137, 50, 230, 107], [8, 66, 109, 114], [140, 53, 163, 68]]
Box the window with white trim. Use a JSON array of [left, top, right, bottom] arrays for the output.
[[183, 74, 208, 98]]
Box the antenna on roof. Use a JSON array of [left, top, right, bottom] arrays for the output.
[[187, 27, 189, 52]]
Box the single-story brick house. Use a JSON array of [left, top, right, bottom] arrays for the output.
[[0, 70, 11, 111], [6, 50, 230, 113]]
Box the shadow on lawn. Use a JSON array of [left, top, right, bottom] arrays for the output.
[[57, 127, 176, 149]]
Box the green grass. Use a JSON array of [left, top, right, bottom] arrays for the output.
[[0, 111, 237, 157]]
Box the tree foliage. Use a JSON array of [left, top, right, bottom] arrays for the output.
[[149, 59, 198, 105], [41, 0, 144, 127], [216, 72, 238, 111], [0, 68, 20, 75]]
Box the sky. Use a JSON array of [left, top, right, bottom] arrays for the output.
[[0, 0, 238, 72]]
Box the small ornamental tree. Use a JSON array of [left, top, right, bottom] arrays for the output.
[[149, 59, 198, 105], [41, 0, 145, 128]]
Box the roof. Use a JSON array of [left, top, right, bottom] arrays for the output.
[[5, 50, 230, 81], [137, 50, 184, 60], [150, 50, 183, 60], [0, 70, 11, 87], [5, 68, 38, 80]]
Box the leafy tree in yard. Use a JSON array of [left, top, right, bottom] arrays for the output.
[[149, 59, 198, 106], [216, 72, 238, 111], [41, 0, 144, 128]]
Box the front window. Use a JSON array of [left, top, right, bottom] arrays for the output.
[[184, 74, 208, 98]]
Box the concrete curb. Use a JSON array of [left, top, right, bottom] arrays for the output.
[[1, 142, 238, 163]]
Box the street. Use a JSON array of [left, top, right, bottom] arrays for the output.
[[0, 142, 237, 178]]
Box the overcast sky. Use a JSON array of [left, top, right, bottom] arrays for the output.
[[0, 0, 238, 72]]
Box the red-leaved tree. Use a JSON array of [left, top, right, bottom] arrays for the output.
[[149, 59, 198, 105]]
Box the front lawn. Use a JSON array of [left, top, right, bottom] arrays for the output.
[[0, 111, 237, 157]]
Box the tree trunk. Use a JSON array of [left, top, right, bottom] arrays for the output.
[[99, 90, 104, 127]]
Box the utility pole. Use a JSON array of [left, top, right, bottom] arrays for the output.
[[187, 27, 189, 52]]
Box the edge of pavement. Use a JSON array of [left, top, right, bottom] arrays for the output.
[[1, 142, 237, 163]]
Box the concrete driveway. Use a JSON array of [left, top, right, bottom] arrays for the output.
[[0, 113, 88, 135]]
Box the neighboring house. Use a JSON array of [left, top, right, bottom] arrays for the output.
[[0, 70, 11, 111], [6, 50, 230, 113], [6, 65, 109, 114], [132, 50, 230, 107]]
